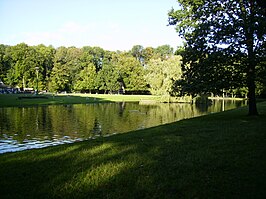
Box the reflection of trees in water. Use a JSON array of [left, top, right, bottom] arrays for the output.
[[207, 99, 247, 113], [0, 101, 246, 144], [0, 107, 49, 142], [91, 118, 102, 137], [145, 103, 199, 126], [0, 108, 11, 134], [118, 101, 126, 116]]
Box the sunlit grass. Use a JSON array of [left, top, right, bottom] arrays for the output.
[[0, 93, 160, 107], [69, 93, 160, 101], [0, 102, 265, 198]]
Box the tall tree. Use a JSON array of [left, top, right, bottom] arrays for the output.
[[73, 63, 97, 92], [0, 44, 11, 82], [49, 46, 70, 92], [112, 53, 147, 92], [82, 46, 105, 72], [6, 43, 42, 90], [49, 46, 83, 92], [131, 45, 144, 64], [169, 0, 266, 115], [143, 47, 155, 64], [155, 45, 174, 60], [96, 62, 120, 94], [34, 44, 55, 90], [145, 56, 182, 95]]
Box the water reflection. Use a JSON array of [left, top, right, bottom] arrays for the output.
[[0, 100, 246, 153]]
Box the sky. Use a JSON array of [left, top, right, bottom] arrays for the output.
[[0, 0, 182, 51]]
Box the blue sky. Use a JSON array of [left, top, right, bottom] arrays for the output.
[[0, 0, 182, 51]]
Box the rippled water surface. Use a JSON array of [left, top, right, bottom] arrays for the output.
[[0, 100, 246, 153]]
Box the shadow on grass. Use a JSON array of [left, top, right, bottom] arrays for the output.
[[0, 94, 113, 107], [0, 103, 266, 199]]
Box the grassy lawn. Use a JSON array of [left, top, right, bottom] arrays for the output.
[[0, 93, 160, 107], [0, 102, 265, 198]]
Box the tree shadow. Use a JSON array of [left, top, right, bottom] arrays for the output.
[[0, 128, 185, 198], [24, 94, 114, 106], [0, 106, 266, 199], [0, 93, 115, 108]]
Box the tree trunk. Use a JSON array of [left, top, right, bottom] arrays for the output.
[[247, 43, 258, 115], [246, 1, 258, 116], [247, 74, 258, 115]]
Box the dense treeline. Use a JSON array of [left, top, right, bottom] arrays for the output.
[[0, 43, 182, 95], [1, 42, 265, 98]]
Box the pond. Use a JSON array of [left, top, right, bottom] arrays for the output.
[[0, 100, 247, 154]]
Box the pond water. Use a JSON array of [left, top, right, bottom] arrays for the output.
[[0, 100, 246, 154]]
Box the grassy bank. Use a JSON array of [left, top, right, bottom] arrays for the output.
[[0, 102, 265, 199], [0, 93, 160, 107]]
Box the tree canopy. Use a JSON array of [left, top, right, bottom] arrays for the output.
[[169, 0, 266, 115], [0, 43, 184, 96], [145, 56, 182, 95]]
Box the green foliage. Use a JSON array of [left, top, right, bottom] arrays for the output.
[[49, 47, 71, 92], [96, 62, 120, 93], [256, 60, 266, 96], [49, 46, 84, 92], [145, 55, 182, 95], [1, 43, 179, 95], [142, 47, 155, 64], [131, 45, 174, 64], [5, 43, 42, 90], [169, 0, 266, 115], [73, 63, 97, 92], [0, 44, 11, 81], [154, 44, 174, 60], [82, 46, 105, 72], [131, 45, 144, 63], [34, 44, 55, 90], [112, 53, 147, 92]]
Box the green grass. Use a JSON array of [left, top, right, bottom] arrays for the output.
[[0, 102, 265, 198], [0, 93, 160, 107]]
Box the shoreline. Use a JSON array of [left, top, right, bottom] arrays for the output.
[[0, 102, 265, 198]]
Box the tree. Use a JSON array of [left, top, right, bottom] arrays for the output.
[[131, 45, 144, 64], [256, 60, 266, 96], [73, 63, 97, 92], [5, 43, 42, 90], [145, 56, 182, 95], [169, 0, 266, 115], [82, 46, 105, 72], [96, 62, 120, 94], [34, 44, 55, 90], [49, 47, 70, 92], [112, 53, 147, 92], [0, 44, 11, 82], [154, 45, 174, 60], [143, 47, 155, 64], [49, 46, 83, 92]]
